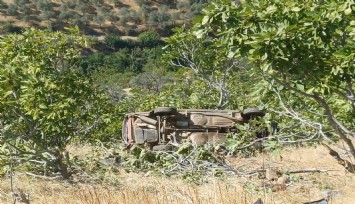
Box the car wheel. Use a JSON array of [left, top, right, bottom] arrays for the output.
[[153, 107, 177, 116], [242, 108, 265, 119]]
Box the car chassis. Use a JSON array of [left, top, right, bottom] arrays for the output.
[[122, 107, 266, 150]]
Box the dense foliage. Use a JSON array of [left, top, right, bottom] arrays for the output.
[[0, 27, 119, 177], [195, 0, 354, 158]]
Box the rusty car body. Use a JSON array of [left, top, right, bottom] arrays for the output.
[[122, 107, 265, 150]]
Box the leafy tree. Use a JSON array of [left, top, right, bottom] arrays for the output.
[[104, 11, 119, 22], [21, 6, 32, 16], [147, 6, 172, 29], [0, 0, 6, 9], [15, 0, 30, 6], [138, 5, 152, 23], [127, 11, 141, 24], [75, 3, 90, 15], [196, 0, 355, 159], [80, 52, 106, 74], [129, 60, 175, 93], [164, 27, 247, 109], [94, 14, 105, 27], [118, 8, 130, 25], [177, 0, 189, 10], [141, 46, 165, 61], [120, 75, 223, 113], [0, 21, 22, 34], [40, 10, 55, 21], [99, 5, 110, 15], [80, 15, 92, 26], [35, 0, 52, 11], [115, 48, 143, 73], [58, 10, 75, 23], [91, 67, 134, 102], [59, 3, 69, 12], [104, 34, 135, 50], [6, 4, 18, 16], [138, 30, 162, 47], [72, 14, 84, 26], [90, 0, 104, 5], [0, 27, 109, 178], [82, 47, 158, 75], [175, 0, 207, 25]]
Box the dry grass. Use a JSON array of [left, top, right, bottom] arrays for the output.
[[1, 143, 355, 204]]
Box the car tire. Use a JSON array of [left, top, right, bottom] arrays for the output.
[[242, 108, 265, 118], [153, 107, 177, 116]]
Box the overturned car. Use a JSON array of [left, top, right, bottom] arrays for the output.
[[122, 107, 266, 150]]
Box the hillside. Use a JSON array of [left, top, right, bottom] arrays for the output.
[[0, 0, 205, 37]]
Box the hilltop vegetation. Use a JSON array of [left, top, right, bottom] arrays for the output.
[[0, 0, 206, 37]]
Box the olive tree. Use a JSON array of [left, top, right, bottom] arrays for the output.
[[196, 0, 355, 159]]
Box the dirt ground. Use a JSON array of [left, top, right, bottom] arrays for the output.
[[1, 143, 355, 204]]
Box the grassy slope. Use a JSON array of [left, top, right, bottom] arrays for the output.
[[1, 143, 355, 204]]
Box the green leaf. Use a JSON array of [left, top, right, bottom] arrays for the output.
[[201, 16, 210, 25], [261, 53, 268, 61], [266, 5, 277, 13], [194, 30, 204, 39], [344, 7, 352, 15], [296, 84, 304, 91], [291, 7, 301, 12], [305, 87, 315, 94]]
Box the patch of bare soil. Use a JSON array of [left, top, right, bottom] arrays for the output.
[[119, 0, 140, 11]]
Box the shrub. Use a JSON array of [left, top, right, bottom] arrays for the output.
[[138, 30, 162, 48], [6, 4, 18, 16]]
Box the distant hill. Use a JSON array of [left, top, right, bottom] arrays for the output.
[[0, 0, 207, 37]]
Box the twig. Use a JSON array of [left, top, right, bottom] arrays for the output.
[[242, 168, 336, 175], [10, 147, 15, 204], [25, 172, 62, 180], [286, 168, 337, 174]]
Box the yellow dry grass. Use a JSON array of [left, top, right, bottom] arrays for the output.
[[1, 142, 355, 204]]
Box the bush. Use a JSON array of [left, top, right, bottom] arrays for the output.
[[104, 34, 136, 50], [6, 4, 18, 16], [20, 6, 31, 15], [0, 0, 6, 9], [147, 7, 172, 29], [14, 0, 30, 6], [58, 11, 75, 23], [134, 0, 147, 7], [138, 30, 162, 48], [40, 10, 55, 21], [0, 21, 22, 34]]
